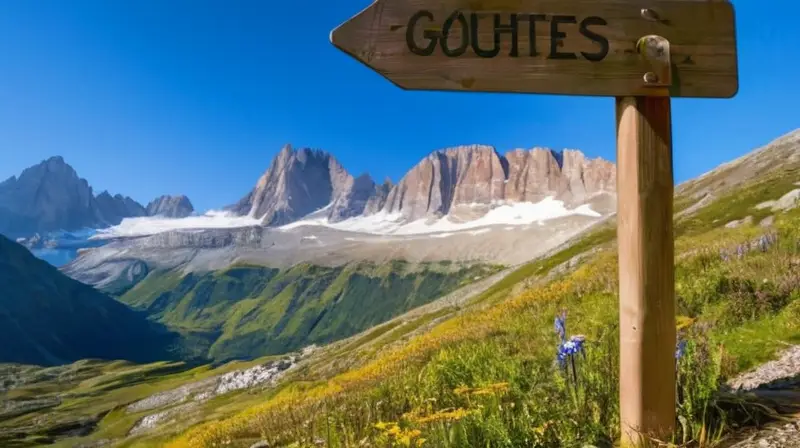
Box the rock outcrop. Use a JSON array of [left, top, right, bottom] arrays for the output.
[[364, 178, 393, 216], [146, 195, 194, 218]]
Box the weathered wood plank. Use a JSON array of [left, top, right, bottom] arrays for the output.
[[331, 0, 738, 98]]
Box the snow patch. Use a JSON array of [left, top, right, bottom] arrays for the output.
[[429, 233, 455, 239], [92, 210, 262, 239], [281, 197, 601, 236], [469, 228, 491, 236]]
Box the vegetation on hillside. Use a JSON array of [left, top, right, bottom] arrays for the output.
[[165, 186, 800, 447], [0, 356, 282, 447], [4, 141, 798, 448], [120, 261, 501, 362]]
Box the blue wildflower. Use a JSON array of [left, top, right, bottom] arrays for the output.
[[554, 311, 567, 342], [562, 336, 585, 355], [675, 339, 687, 360], [556, 335, 586, 368]]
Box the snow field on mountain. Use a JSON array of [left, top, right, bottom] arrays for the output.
[[88, 197, 600, 240], [92, 210, 261, 239], [281, 196, 601, 236]]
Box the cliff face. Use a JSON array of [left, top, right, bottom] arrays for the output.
[[381, 146, 615, 221], [382, 145, 507, 221], [363, 178, 393, 216], [328, 173, 379, 222]]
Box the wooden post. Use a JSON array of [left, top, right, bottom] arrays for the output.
[[616, 96, 676, 446]]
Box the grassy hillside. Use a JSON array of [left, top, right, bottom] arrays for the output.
[[120, 261, 501, 361], [161, 167, 800, 446], [4, 184, 798, 447], [0, 235, 178, 366], [0, 356, 280, 447], [4, 133, 798, 448]]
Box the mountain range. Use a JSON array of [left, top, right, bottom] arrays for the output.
[[0, 141, 618, 365], [228, 143, 616, 226], [2, 128, 800, 447], [0, 156, 195, 239], [14, 129, 795, 366]]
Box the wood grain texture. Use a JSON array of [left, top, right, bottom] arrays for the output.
[[331, 0, 738, 98], [616, 96, 677, 446]]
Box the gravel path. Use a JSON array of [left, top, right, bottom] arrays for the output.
[[723, 345, 800, 448]]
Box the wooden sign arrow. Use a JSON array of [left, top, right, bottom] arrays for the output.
[[330, 0, 738, 98]]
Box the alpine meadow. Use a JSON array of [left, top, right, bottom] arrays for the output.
[[2, 1, 800, 448]]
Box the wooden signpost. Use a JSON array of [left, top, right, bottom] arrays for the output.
[[331, 0, 738, 445]]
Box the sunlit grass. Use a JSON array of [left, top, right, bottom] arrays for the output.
[[166, 203, 800, 448]]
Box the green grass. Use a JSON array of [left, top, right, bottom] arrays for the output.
[[166, 187, 800, 448], [467, 223, 616, 307], [675, 167, 800, 236], [0, 354, 286, 447]]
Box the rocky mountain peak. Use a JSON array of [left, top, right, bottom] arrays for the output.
[[0, 157, 97, 237], [22, 156, 82, 184], [93, 191, 147, 225], [328, 172, 378, 222], [43, 155, 70, 171], [230, 145, 353, 225], [0, 157, 182, 238], [146, 195, 194, 218]]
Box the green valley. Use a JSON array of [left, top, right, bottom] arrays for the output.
[[118, 261, 502, 361]]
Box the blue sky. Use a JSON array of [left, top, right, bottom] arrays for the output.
[[1, 0, 798, 212]]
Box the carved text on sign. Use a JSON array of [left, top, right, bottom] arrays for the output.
[[406, 11, 609, 61]]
